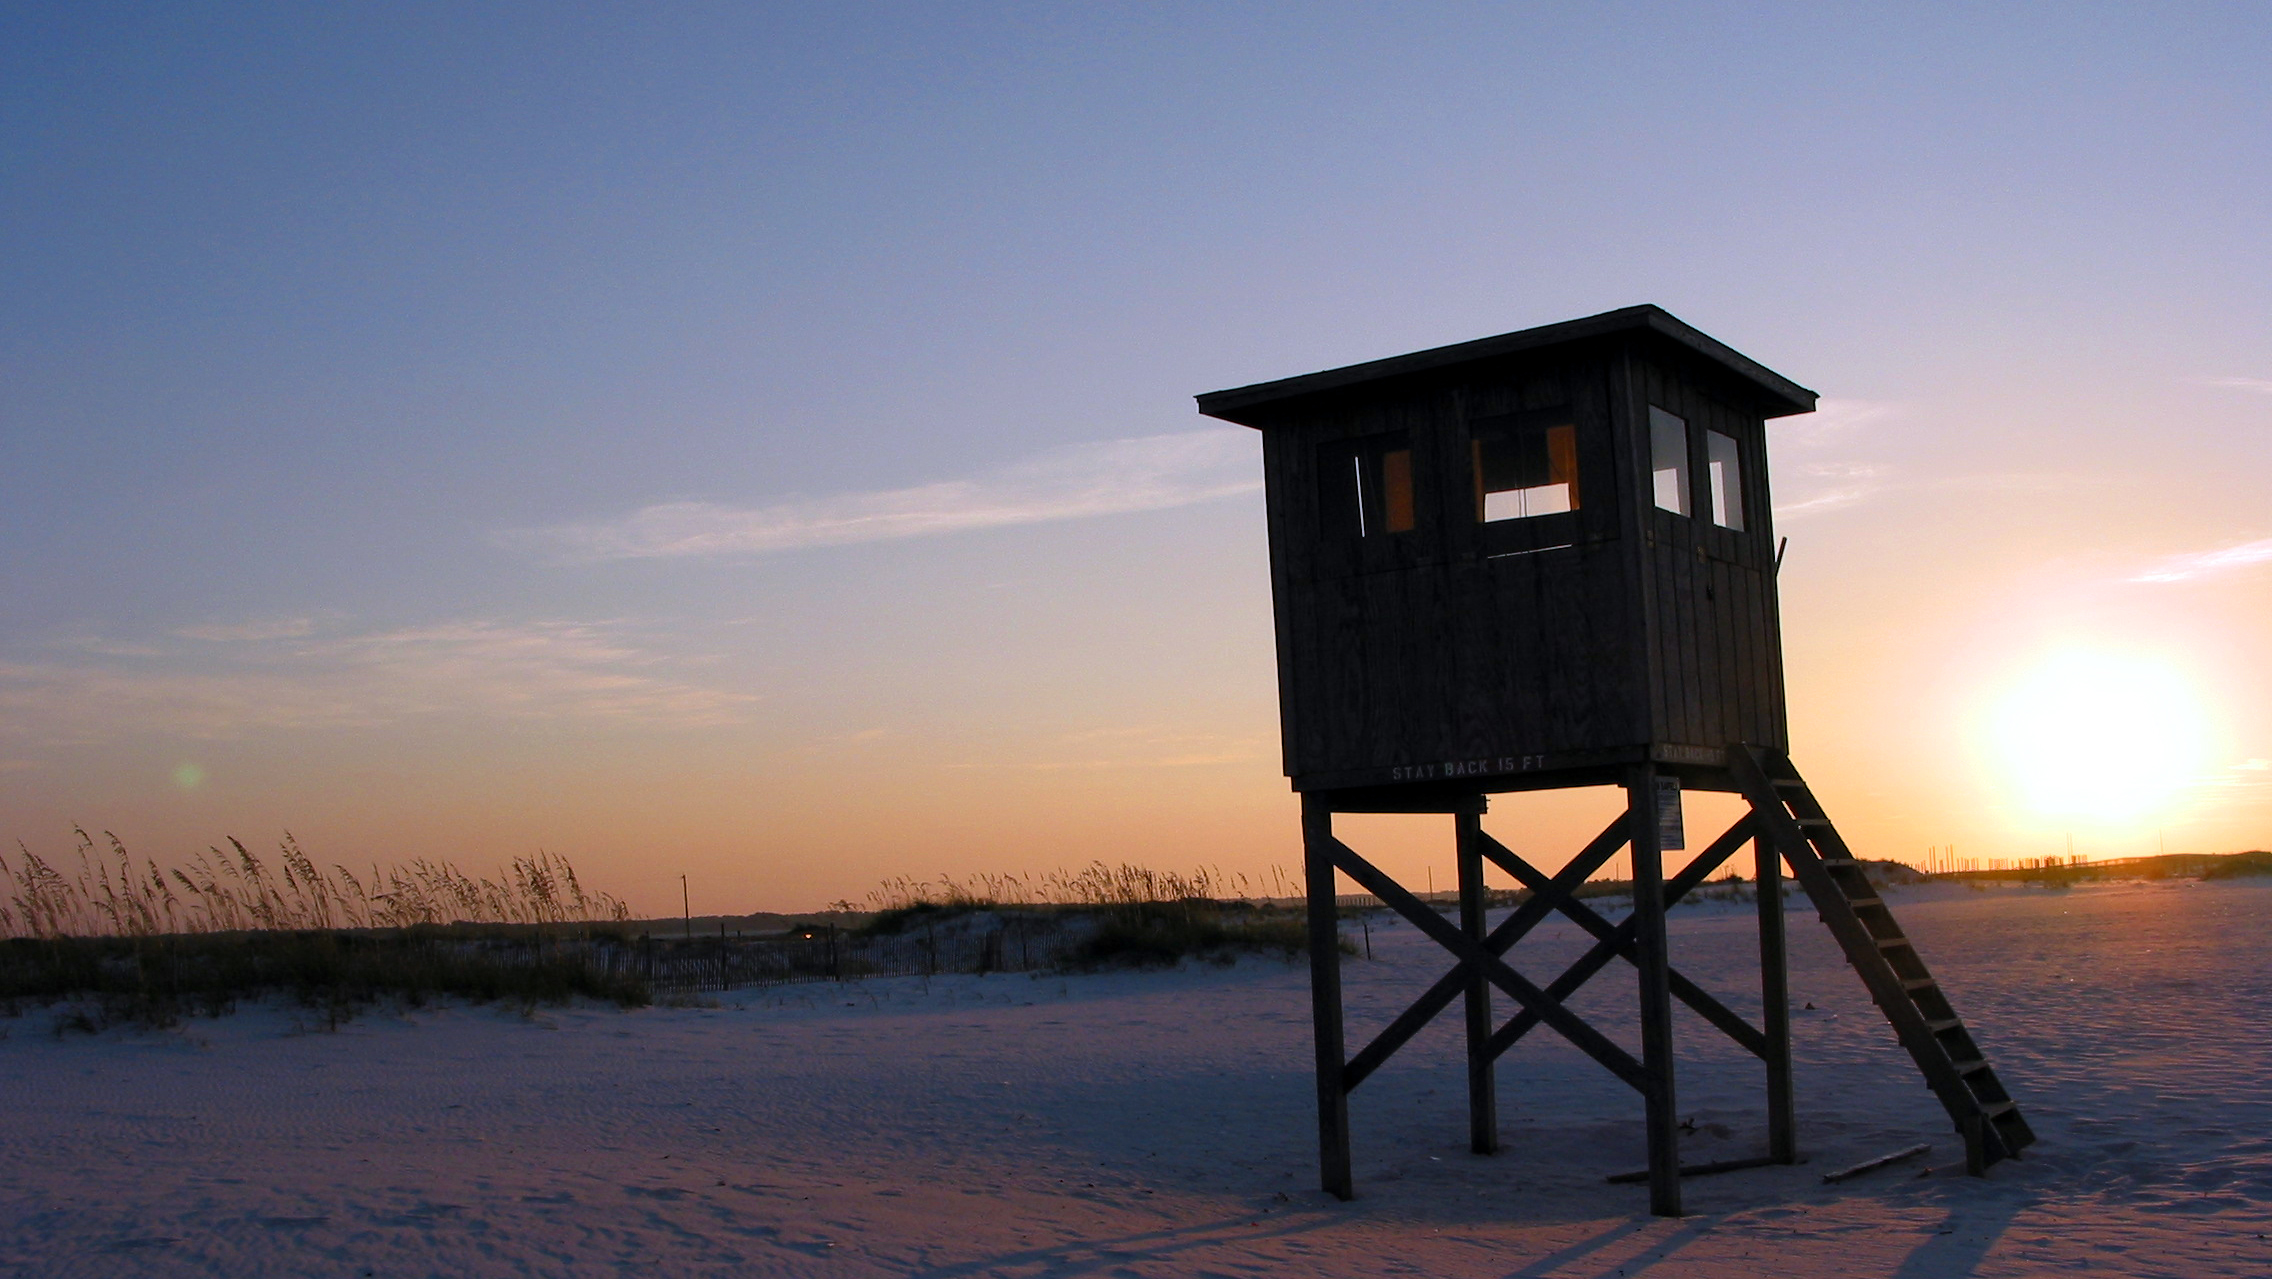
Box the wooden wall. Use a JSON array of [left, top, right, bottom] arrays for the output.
[[1628, 349, 1788, 757]]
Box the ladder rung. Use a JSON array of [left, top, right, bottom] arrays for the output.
[[1743, 750, 2029, 1174]]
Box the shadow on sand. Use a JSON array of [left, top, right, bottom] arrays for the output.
[[1887, 1193, 2028, 1279]]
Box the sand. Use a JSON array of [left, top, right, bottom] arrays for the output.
[[4, 877, 2269, 1277]]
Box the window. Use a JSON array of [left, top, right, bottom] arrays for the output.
[[1473, 417, 1579, 521], [1705, 429, 1744, 530], [1320, 432, 1415, 538], [1650, 407, 1690, 516], [1370, 446, 1415, 535]]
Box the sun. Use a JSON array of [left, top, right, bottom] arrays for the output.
[[1986, 650, 2208, 823]]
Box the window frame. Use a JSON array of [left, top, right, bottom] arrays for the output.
[[1466, 405, 1585, 560], [1704, 427, 1745, 531], [1648, 405, 1692, 518], [1313, 429, 1430, 578], [1642, 392, 1768, 570]]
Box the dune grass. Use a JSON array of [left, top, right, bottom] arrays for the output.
[[2, 832, 645, 1028], [2201, 850, 2272, 880], [862, 861, 1260, 913], [3, 828, 629, 940], [1068, 902, 1315, 967], [6, 929, 651, 1033], [858, 861, 1328, 968]]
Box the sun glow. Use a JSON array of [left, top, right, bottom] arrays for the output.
[[1986, 650, 2209, 823]]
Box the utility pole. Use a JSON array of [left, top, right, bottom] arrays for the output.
[[682, 874, 691, 941]]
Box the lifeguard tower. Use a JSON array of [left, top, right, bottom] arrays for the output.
[[1196, 305, 2030, 1215]]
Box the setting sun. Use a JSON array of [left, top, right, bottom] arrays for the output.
[[1987, 650, 2210, 823]]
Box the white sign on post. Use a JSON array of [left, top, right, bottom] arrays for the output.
[[1655, 775, 1685, 851]]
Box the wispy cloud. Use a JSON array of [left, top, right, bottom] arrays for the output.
[[174, 617, 318, 643], [0, 619, 756, 742], [2131, 537, 2272, 584], [1774, 397, 1898, 446], [2207, 377, 2272, 396], [2188, 759, 2272, 804], [1769, 400, 1898, 519], [503, 429, 1262, 563], [1928, 472, 2100, 495], [1773, 462, 1888, 521]]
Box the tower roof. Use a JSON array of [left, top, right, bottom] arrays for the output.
[[1196, 304, 1817, 426]]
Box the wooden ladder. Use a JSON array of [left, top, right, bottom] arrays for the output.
[[1730, 745, 2036, 1174]]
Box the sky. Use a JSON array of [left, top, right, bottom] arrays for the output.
[[3, 3, 2269, 915]]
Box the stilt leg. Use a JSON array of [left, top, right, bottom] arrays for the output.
[[1457, 810, 1498, 1155], [1627, 766, 1682, 1217], [1756, 832, 1797, 1163], [1303, 795, 1353, 1200]]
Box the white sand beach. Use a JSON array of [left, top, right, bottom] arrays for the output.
[[5, 877, 2269, 1277]]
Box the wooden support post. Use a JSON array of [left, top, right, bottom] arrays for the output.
[[1303, 794, 1354, 1200], [1627, 766, 1682, 1217], [1456, 809, 1498, 1155], [1962, 1113, 1989, 1177], [1756, 831, 1797, 1163]]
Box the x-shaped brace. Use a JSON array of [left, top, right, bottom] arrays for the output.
[[1340, 815, 1630, 1090], [1475, 817, 1765, 1062], [1335, 813, 1766, 1098], [1325, 831, 1650, 1091]]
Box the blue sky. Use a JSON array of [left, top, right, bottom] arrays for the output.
[[4, 4, 2269, 911]]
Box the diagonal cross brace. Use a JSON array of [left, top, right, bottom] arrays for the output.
[[1324, 837, 1649, 1092], [1479, 817, 1765, 1061], [1341, 816, 1630, 1091]]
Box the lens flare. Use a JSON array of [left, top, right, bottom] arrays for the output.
[[1986, 651, 2206, 822]]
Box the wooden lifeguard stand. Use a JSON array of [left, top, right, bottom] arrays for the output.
[[1196, 305, 2031, 1216]]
